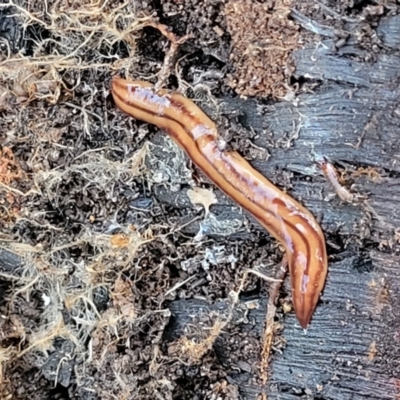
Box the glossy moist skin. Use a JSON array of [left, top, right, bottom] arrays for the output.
[[112, 78, 328, 328]]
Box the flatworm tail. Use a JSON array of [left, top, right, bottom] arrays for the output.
[[112, 78, 328, 328]]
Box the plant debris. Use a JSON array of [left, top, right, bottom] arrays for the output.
[[1, 0, 399, 399]]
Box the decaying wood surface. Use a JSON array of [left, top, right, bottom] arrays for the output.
[[153, 12, 400, 400]]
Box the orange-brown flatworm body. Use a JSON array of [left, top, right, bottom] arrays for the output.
[[112, 78, 328, 328]]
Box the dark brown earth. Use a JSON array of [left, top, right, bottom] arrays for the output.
[[1, 1, 400, 399]]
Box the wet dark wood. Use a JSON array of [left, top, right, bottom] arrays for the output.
[[155, 13, 400, 400]]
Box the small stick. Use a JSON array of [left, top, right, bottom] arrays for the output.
[[318, 157, 354, 203], [146, 22, 193, 90], [260, 257, 288, 396]]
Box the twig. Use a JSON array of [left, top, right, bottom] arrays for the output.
[[165, 275, 196, 296], [260, 257, 288, 396], [146, 22, 193, 90]]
